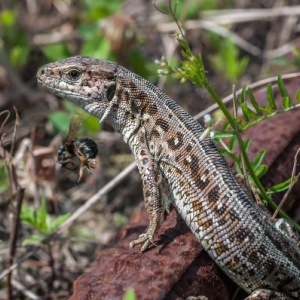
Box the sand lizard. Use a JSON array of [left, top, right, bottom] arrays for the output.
[[37, 56, 300, 299]]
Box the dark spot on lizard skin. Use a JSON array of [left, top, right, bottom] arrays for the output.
[[215, 241, 229, 256], [155, 118, 170, 132], [139, 135, 145, 143], [131, 99, 139, 114], [207, 186, 219, 202], [229, 209, 241, 222], [167, 132, 184, 150], [127, 80, 136, 90], [218, 218, 226, 226], [147, 103, 158, 115], [247, 268, 256, 277], [150, 129, 161, 139], [186, 144, 192, 152], [189, 154, 199, 175], [175, 154, 181, 162], [191, 199, 203, 213], [199, 218, 213, 230], [136, 91, 148, 101], [264, 259, 276, 274]]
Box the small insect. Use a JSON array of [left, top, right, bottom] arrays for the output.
[[57, 115, 98, 181]]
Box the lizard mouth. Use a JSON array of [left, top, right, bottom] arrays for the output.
[[37, 77, 92, 109]]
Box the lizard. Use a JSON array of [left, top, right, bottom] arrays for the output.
[[36, 56, 300, 300]]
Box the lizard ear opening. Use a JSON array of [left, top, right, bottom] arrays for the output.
[[106, 84, 116, 101]]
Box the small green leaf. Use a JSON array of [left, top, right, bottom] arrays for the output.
[[235, 163, 243, 175], [254, 164, 268, 178], [228, 135, 237, 151], [241, 103, 257, 121], [20, 206, 36, 227], [260, 105, 273, 114], [234, 118, 246, 127], [247, 88, 263, 116], [252, 150, 266, 170], [243, 139, 251, 152], [35, 199, 48, 233], [240, 86, 247, 105], [267, 83, 277, 110], [219, 149, 240, 164], [50, 213, 71, 232], [282, 96, 292, 109], [267, 178, 295, 194], [277, 75, 291, 104], [22, 235, 44, 246]]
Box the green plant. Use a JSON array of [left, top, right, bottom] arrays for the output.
[[155, 1, 300, 230], [20, 198, 70, 246]]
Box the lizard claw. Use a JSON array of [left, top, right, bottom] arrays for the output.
[[129, 233, 157, 252]]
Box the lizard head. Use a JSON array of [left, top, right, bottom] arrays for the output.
[[37, 56, 118, 120]]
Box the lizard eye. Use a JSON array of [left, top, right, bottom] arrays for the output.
[[67, 69, 82, 80]]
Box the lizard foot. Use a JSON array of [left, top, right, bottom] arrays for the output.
[[129, 233, 157, 252]]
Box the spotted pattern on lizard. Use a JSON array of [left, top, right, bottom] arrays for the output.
[[37, 56, 300, 300]]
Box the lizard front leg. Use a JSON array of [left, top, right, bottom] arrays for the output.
[[129, 140, 163, 252]]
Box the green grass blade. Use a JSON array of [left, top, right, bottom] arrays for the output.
[[267, 83, 277, 110], [254, 164, 268, 179], [267, 178, 293, 194], [240, 86, 246, 105], [243, 139, 251, 152], [252, 150, 266, 170], [278, 75, 291, 108], [247, 88, 263, 116]]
